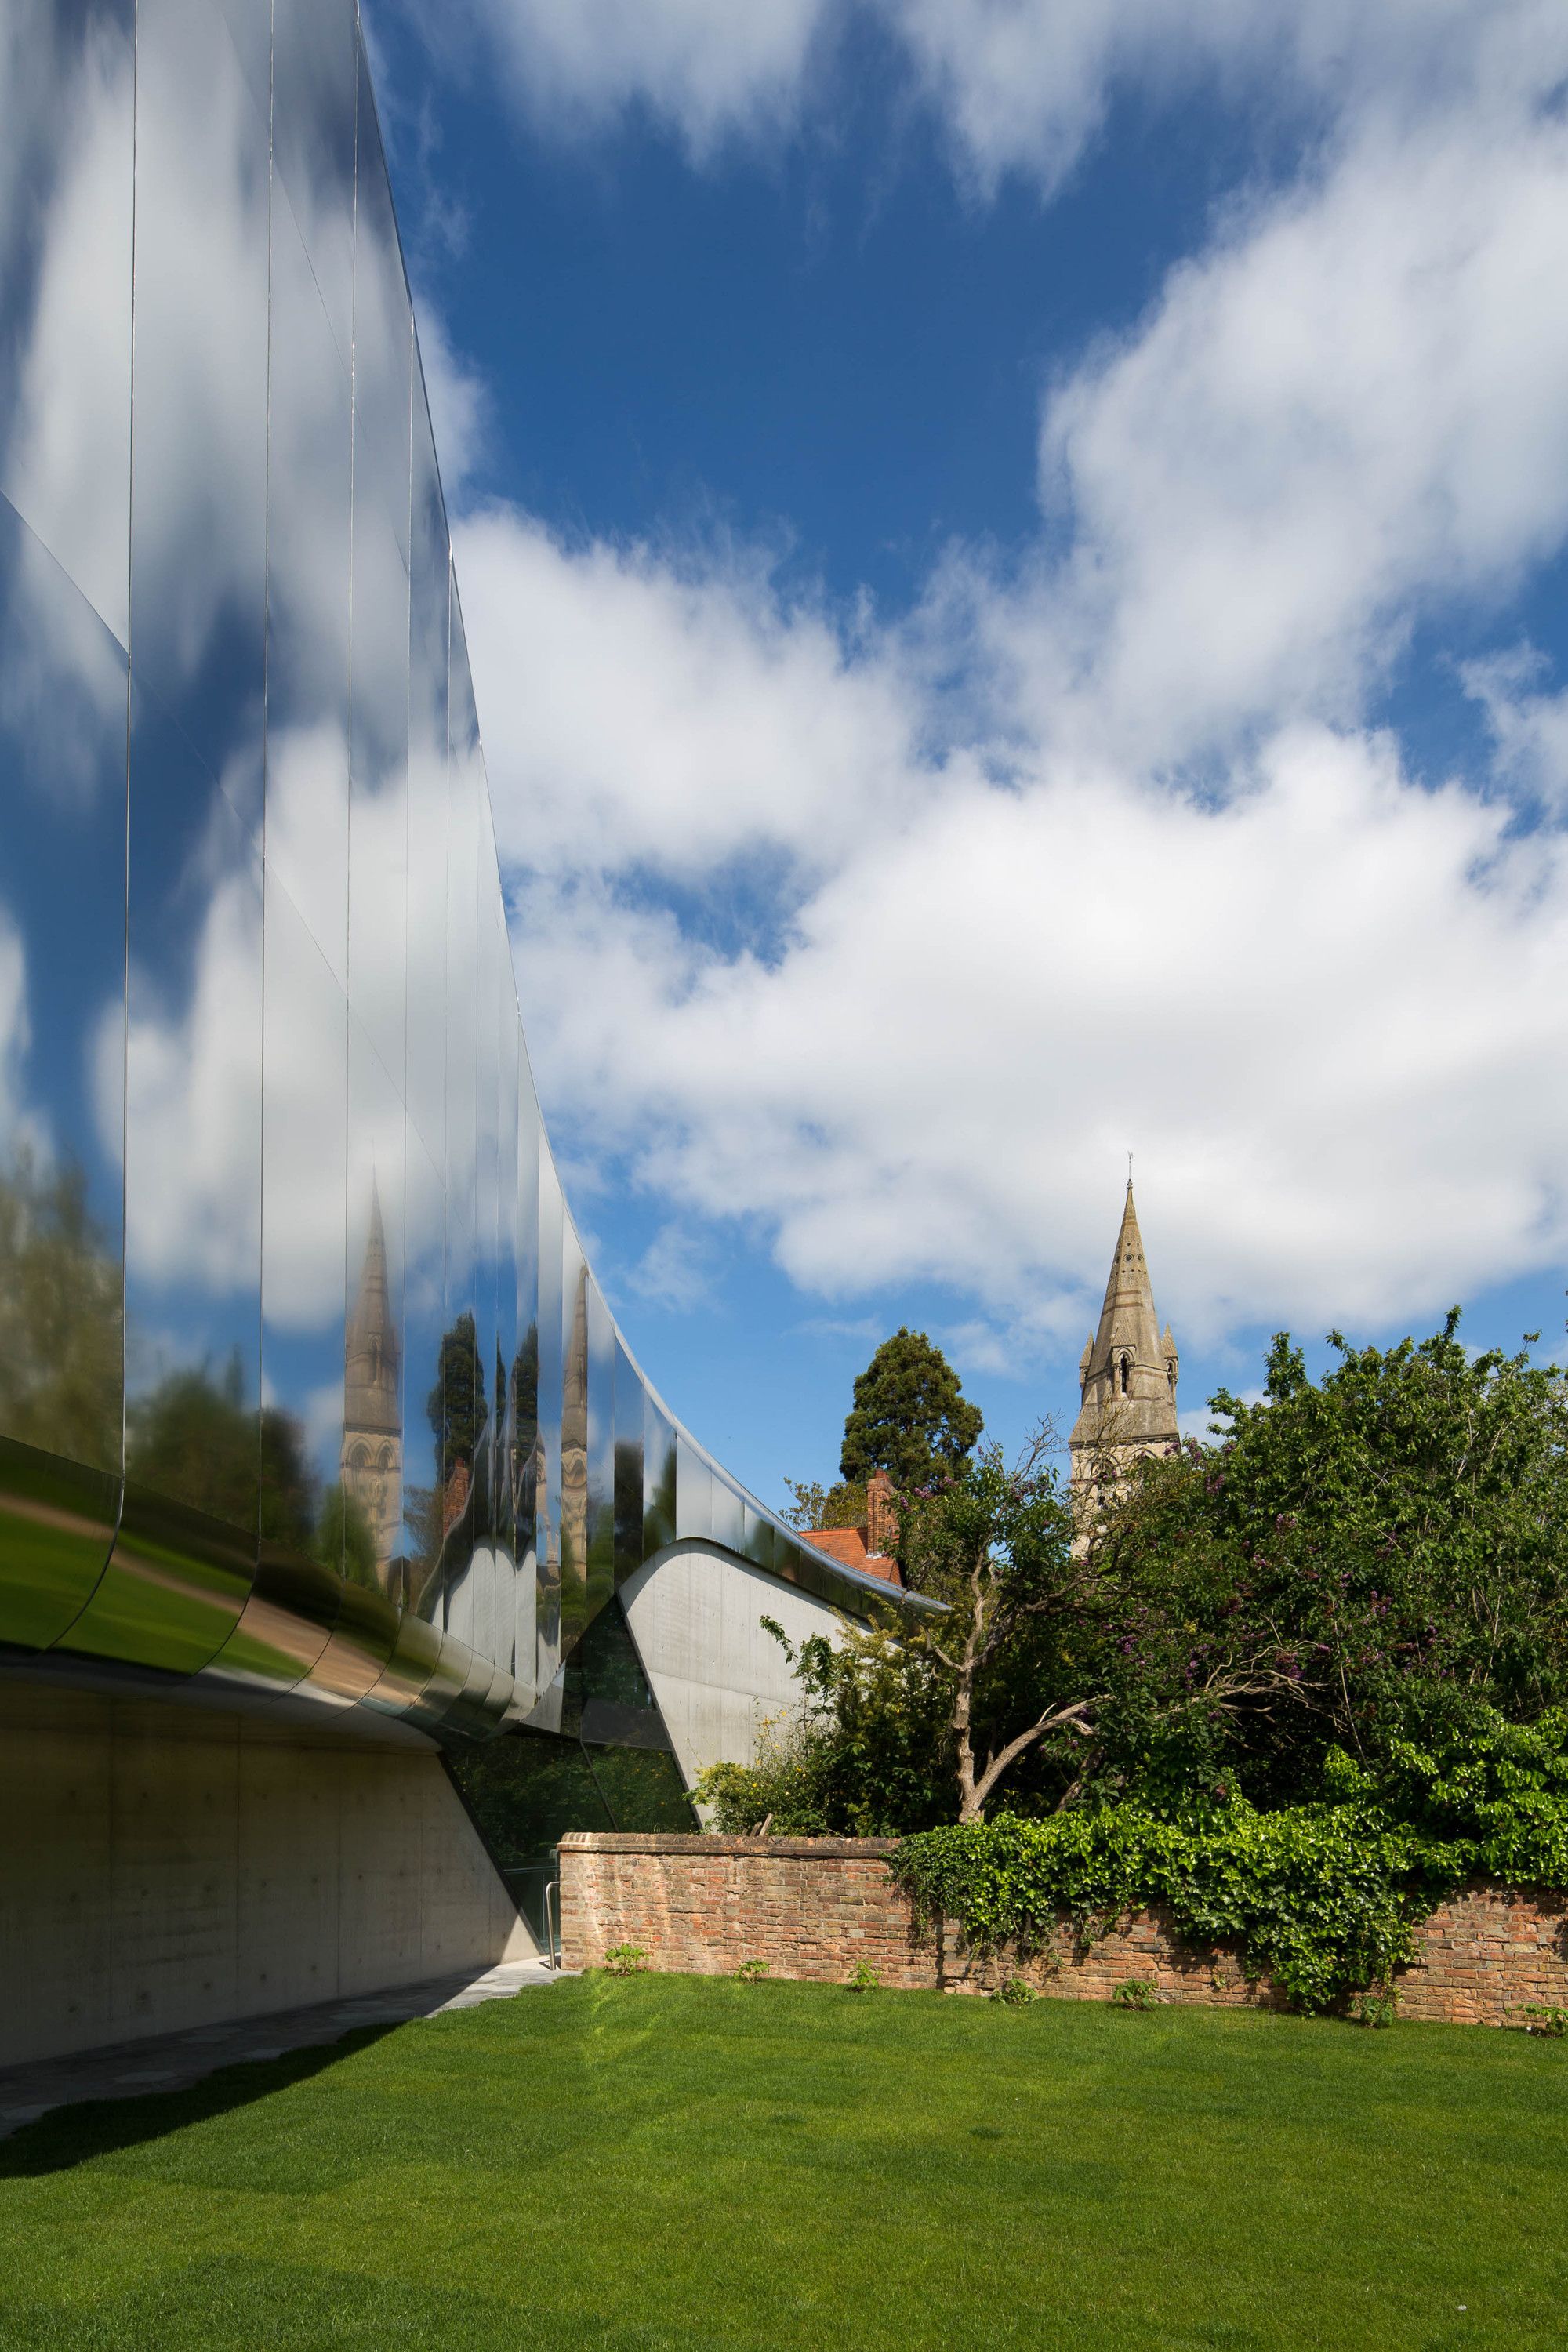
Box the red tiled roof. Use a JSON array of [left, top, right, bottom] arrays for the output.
[[800, 1526, 902, 1588]]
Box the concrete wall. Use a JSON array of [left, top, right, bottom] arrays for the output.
[[560, 1832, 1568, 2027], [0, 1682, 533, 2067], [619, 1541, 850, 1784]]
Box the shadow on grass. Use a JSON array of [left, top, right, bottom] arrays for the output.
[[0, 2024, 402, 2178]]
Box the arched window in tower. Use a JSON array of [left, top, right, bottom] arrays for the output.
[[1167, 1358, 1177, 1398], [1119, 1354, 1131, 1396]]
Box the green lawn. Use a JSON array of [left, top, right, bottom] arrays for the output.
[[2, 1975, 1566, 2350]]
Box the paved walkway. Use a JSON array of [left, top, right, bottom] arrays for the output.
[[0, 1957, 564, 2137]]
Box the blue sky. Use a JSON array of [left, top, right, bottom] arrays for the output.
[[369, 0, 1568, 1510]]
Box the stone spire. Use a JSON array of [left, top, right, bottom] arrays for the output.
[[1069, 1181, 1178, 1521]]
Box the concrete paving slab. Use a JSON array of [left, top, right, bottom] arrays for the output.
[[0, 1957, 563, 2139]]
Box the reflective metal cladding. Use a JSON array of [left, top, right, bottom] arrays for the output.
[[0, 0, 909, 1755]]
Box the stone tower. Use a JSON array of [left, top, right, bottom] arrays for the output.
[[340, 1185, 403, 1577], [1069, 1181, 1179, 1522]]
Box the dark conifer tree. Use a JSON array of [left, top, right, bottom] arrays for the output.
[[840, 1326, 983, 1488]]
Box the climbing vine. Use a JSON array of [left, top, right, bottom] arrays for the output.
[[889, 1716, 1568, 2011]]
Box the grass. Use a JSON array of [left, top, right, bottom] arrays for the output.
[[2, 1975, 1567, 2350]]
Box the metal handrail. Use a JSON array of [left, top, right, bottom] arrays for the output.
[[543, 1875, 561, 1972]]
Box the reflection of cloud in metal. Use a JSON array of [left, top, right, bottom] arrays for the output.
[[0, 906, 32, 1157], [1, 1, 132, 641]]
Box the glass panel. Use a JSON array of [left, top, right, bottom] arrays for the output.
[[510, 1058, 541, 1706], [403, 374, 446, 1174], [676, 1435, 713, 1544], [258, 871, 347, 1576], [613, 1339, 644, 1587], [344, 1011, 405, 1598], [446, 1728, 613, 1881], [0, 0, 134, 644], [116, 0, 270, 1593], [347, 83, 412, 1095], [128, 0, 269, 822], [559, 1220, 590, 1662], [440, 588, 481, 1628], [567, 1593, 669, 1750], [492, 916, 520, 1646], [270, 0, 356, 371], [117, 741, 263, 1576], [263, 117, 350, 987], [586, 1277, 615, 1623], [470, 851, 501, 1612], [351, 44, 412, 564], [586, 1745, 698, 1833], [743, 1504, 775, 1573], [402, 1122, 446, 1621], [710, 1470, 744, 1555], [0, 499, 126, 1528], [644, 1392, 677, 1557], [535, 1145, 563, 1709]]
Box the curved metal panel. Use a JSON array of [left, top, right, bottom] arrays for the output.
[[53, 1481, 253, 1676], [0, 0, 930, 1759], [194, 1540, 339, 1700], [0, 1439, 119, 1654]]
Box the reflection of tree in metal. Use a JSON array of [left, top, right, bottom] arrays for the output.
[[560, 1265, 590, 1628], [0, 1149, 121, 1476], [124, 1348, 376, 1582]]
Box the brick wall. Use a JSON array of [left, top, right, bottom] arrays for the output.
[[558, 1832, 1568, 2026]]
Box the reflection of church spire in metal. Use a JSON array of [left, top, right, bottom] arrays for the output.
[[1069, 1180, 1179, 1522], [341, 1182, 403, 1574]]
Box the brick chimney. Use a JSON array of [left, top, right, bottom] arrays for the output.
[[864, 1469, 898, 1559]]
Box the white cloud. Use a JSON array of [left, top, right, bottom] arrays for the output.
[[1464, 647, 1568, 812], [416, 305, 492, 500], [1018, 98, 1568, 770], [417, 0, 1568, 194], [456, 510, 927, 879], [435, 0, 836, 158], [880, 0, 1568, 194], [424, 0, 1568, 1363], [504, 723, 1568, 1345], [627, 1221, 717, 1312]]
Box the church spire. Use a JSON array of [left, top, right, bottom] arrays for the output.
[[1069, 1178, 1179, 1521]]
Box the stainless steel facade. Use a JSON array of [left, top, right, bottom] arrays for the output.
[[0, 0, 902, 1758]]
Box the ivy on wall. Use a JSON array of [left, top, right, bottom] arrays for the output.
[[889, 1715, 1568, 2011]]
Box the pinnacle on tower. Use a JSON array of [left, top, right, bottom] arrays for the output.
[[1069, 1179, 1180, 1520]]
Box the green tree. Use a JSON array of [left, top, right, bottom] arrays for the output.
[[1092, 1313, 1568, 1806], [704, 1435, 1112, 1832], [894, 1432, 1105, 1820], [781, 1476, 866, 1532], [697, 1620, 953, 1836], [840, 1327, 982, 1487]]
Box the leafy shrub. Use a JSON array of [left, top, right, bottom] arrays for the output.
[[989, 1975, 1036, 2007], [735, 1958, 770, 1984], [1111, 1980, 1160, 2010], [601, 1944, 648, 1976], [845, 1958, 881, 1991], [888, 1730, 1568, 2013], [1350, 1987, 1399, 2028], [1519, 2005, 1568, 2037]]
